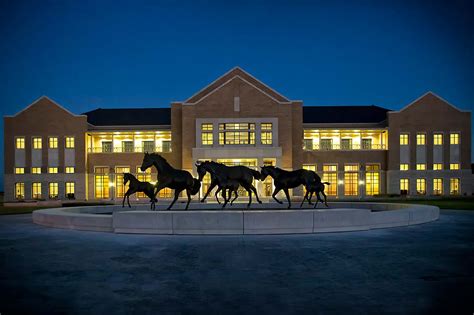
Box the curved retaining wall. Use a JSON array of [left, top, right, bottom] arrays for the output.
[[32, 202, 440, 235]]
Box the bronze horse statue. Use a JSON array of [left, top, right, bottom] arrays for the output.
[[196, 161, 262, 208], [122, 173, 158, 210], [300, 181, 330, 208], [260, 166, 323, 209], [196, 162, 240, 208], [140, 153, 201, 210]]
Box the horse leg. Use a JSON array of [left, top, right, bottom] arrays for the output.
[[215, 186, 222, 204], [249, 184, 262, 204], [221, 189, 228, 209], [185, 189, 192, 210], [201, 181, 217, 203], [322, 191, 329, 208], [283, 188, 291, 209], [230, 189, 238, 205], [272, 187, 283, 204], [167, 189, 181, 210], [308, 191, 313, 205], [300, 190, 309, 208], [241, 183, 252, 208]]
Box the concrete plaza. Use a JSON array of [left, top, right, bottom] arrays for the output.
[[1, 210, 473, 314]]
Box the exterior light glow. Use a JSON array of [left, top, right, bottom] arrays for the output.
[[109, 182, 115, 188], [338, 180, 344, 185], [359, 180, 365, 185]]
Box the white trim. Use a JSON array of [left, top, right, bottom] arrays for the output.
[[183, 66, 291, 104], [5, 96, 87, 118], [184, 75, 293, 105], [389, 91, 470, 113]]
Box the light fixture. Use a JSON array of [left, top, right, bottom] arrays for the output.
[[359, 180, 365, 185], [109, 182, 115, 188], [338, 180, 344, 185]]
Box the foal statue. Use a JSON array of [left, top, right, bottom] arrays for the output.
[[122, 173, 158, 210]]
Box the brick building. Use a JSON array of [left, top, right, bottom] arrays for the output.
[[3, 67, 471, 202]]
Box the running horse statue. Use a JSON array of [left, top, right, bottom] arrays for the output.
[[122, 173, 158, 210], [196, 161, 262, 208], [260, 166, 329, 209], [300, 180, 330, 208], [140, 153, 201, 210]]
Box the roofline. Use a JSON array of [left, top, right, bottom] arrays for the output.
[[4, 95, 87, 118], [303, 122, 388, 128], [390, 91, 471, 113], [182, 66, 291, 104], [87, 124, 171, 130]]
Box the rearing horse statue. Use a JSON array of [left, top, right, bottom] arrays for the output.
[[140, 153, 201, 210]]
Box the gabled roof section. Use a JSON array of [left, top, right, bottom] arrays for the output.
[[6, 95, 84, 118], [395, 91, 469, 113], [184, 67, 291, 104], [82, 108, 171, 126], [303, 105, 390, 124]]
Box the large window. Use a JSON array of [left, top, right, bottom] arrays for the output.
[[450, 133, 459, 145], [16, 137, 25, 149], [15, 182, 25, 200], [65, 182, 75, 197], [218, 123, 255, 145], [49, 137, 58, 149], [32, 182, 42, 199], [365, 164, 380, 196], [65, 136, 75, 149], [320, 139, 333, 150], [49, 182, 59, 199], [433, 133, 443, 145], [344, 164, 358, 196], [33, 137, 42, 149], [400, 179, 409, 195], [416, 133, 426, 145], [201, 123, 214, 146], [261, 123, 273, 145], [361, 138, 372, 150], [95, 167, 109, 199], [322, 165, 337, 196], [136, 167, 152, 198], [400, 134, 409, 145], [416, 179, 426, 195], [115, 167, 130, 198], [433, 178, 443, 195], [450, 178, 460, 195]]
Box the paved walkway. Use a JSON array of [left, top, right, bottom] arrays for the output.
[[0, 210, 473, 314]]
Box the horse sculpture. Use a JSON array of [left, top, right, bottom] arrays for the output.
[[300, 181, 330, 208], [140, 153, 201, 210], [196, 162, 240, 208], [122, 173, 158, 210], [196, 161, 262, 208], [260, 166, 321, 209]]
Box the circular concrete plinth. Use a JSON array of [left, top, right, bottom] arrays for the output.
[[32, 202, 440, 235]]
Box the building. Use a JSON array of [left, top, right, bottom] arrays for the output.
[[3, 67, 472, 202]]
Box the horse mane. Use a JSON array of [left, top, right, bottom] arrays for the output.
[[149, 153, 173, 172]]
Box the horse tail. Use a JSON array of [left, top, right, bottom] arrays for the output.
[[323, 182, 330, 185], [190, 178, 201, 195], [250, 169, 261, 180]]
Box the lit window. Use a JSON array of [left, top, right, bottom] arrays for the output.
[[450, 133, 459, 145], [201, 123, 213, 131], [302, 165, 316, 171], [433, 164, 443, 170], [33, 137, 42, 149], [399, 134, 409, 145], [433, 133, 443, 145], [15, 182, 25, 200], [261, 123, 273, 145], [450, 178, 460, 195], [65, 182, 75, 196], [95, 167, 109, 199], [48, 167, 58, 174], [450, 163, 460, 170], [416, 133, 426, 145], [32, 182, 42, 199], [322, 164, 337, 196], [14, 167, 25, 174], [65, 137, 75, 149], [416, 164, 426, 170], [433, 178, 443, 195], [16, 137, 25, 149], [49, 137, 58, 149], [115, 167, 130, 198], [400, 179, 409, 194], [344, 164, 359, 196], [416, 178, 426, 195], [201, 132, 213, 146], [32, 167, 42, 174], [218, 123, 256, 145], [366, 164, 380, 196], [400, 164, 409, 171], [65, 167, 75, 174], [49, 182, 59, 199]]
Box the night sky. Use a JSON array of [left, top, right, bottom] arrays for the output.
[[1, 0, 473, 191]]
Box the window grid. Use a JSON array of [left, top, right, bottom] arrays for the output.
[[450, 178, 460, 195], [450, 133, 459, 145], [49, 182, 59, 199], [433, 163, 443, 170], [48, 167, 58, 174], [400, 179, 409, 194], [65, 167, 75, 174], [400, 164, 409, 171], [32, 182, 42, 199], [416, 164, 426, 171], [49, 137, 58, 149], [14, 167, 25, 174], [450, 163, 460, 170], [416, 179, 426, 195], [433, 178, 443, 195], [399, 134, 409, 145], [15, 182, 25, 200], [65, 137, 75, 149], [32, 167, 41, 174], [416, 133, 426, 145], [33, 137, 42, 149], [65, 182, 75, 196], [16, 137, 25, 149], [433, 133, 443, 145]]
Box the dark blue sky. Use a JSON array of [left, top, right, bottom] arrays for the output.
[[1, 0, 473, 191]]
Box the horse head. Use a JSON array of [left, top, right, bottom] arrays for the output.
[[140, 152, 154, 172], [260, 166, 273, 180], [123, 173, 131, 185], [196, 161, 208, 181]]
